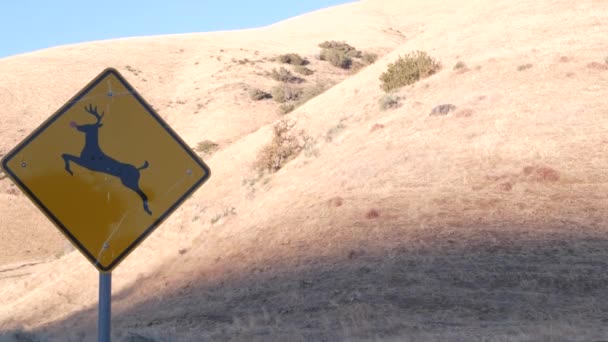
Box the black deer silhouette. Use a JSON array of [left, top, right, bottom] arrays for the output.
[[62, 104, 152, 215]]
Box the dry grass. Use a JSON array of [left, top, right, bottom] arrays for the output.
[[22, 226, 608, 341], [2, 0, 608, 340]]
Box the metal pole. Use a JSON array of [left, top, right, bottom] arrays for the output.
[[98, 272, 111, 342]]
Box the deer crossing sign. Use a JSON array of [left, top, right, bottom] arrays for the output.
[[1, 68, 211, 272]]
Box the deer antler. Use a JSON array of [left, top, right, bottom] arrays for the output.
[[84, 104, 104, 124]]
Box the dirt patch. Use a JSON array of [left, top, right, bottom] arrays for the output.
[[365, 209, 380, 219], [522, 165, 560, 183], [370, 123, 385, 132], [328, 196, 344, 207], [586, 62, 608, 70]]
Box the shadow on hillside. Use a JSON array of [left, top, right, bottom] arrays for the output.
[[6, 221, 608, 341]]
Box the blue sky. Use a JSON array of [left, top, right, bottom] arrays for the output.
[[0, 0, 354, 58]]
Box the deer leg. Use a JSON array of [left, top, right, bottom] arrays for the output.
[[128, 186, 151, 215], [121, 176, 152, 215], [136, 188, 152, 215], [61, 154, 80, 175]]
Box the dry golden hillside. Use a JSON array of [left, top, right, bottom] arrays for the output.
[[2, 0, 608, 340]]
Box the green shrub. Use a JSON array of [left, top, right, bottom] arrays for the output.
[[269, 67, 304, 83], [249, 88, 272, 100], [379, 94, 402, 110], [293, 65, 314, 76], [379, 51, 441, 92], [277, 53, 308, 65], [196, 140, 219, 154], [271, 84, 303, 103]]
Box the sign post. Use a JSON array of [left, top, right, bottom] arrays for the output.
[[0, 68, 211, 340], [99, 272, 111, 342]]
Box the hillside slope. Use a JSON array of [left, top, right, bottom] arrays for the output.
[[2, 0, 608, 340]]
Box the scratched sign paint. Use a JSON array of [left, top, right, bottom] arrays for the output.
[[1, 68, 211, 272]]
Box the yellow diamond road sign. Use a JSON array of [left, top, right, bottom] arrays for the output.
[[1, 68, 211, 272]]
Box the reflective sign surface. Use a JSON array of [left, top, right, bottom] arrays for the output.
[[1, 68, 211, 272]]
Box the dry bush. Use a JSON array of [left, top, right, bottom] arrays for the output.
[[271, 84, 303, 103], [379, 51, 441, 92], [298, 81, 329, 104], [318, 40, 376, 71], [349, 61, 366, 74], [318, 41, 361, 69], [253, 119, 309, 173], [430, 104, 458, 116], [279, 104, 295, 114], [277, 53, 308, 66], [517, 63, 533, 71], [453, 61, 467, 70], [379, 94, 402, 111], [319, 40, 358, 51], [320, 48, 353, 69], [233, 58, 253, 65], [325, 120, 347, 142], [249, 88, 272, 101], [269, 67, 304, 83], [275, 81, 331, 114], [361, 52, 378, 65], [293, 65, 314, 76], [196, 140, 219, 154]]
